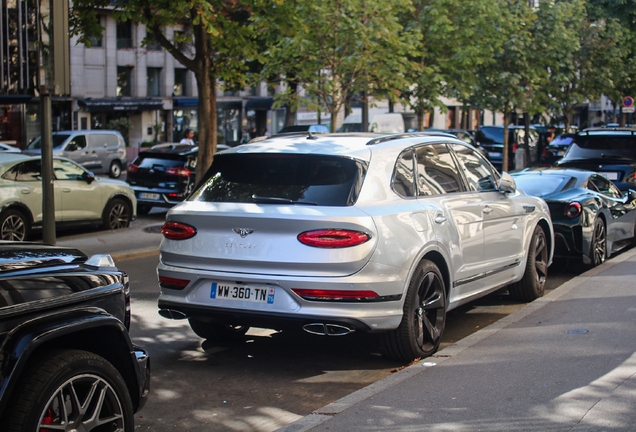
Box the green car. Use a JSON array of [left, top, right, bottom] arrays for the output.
[[0, 153, 136, 241]]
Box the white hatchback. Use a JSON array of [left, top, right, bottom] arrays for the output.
[[157, 132, 554, 362]]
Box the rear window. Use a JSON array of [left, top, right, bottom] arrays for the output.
[[191, 154, 366, 206], [27, 134, 70, 150], [513, 174, 572, 196], [134, 155, 188, 169], [475, 127, 504, 144], [566, 134, 636, 160]]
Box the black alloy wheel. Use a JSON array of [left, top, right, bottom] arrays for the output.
[[509, 225, 548, 302], [103, 199, 131, 230], [590, 218, 606, 267], [382, 260, 446, 362]]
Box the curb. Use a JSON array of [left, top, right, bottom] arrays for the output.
[[276, 246, 636, 432]]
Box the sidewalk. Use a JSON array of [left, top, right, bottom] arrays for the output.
[[280, 248, 636, 431]]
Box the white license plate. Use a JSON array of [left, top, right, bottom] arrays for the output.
[[140, 192, 160, 200], [488, 152, 501, 158], [210, 282, 275, 304], [600, 172, 619, 181]]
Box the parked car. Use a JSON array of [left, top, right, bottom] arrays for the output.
[[425, 128, 489, 159], [0, 241, 150, 430], [556, 128, 636, 191], [0, 153, 136, 241], [0, 142, 20, 153], [474, 125, 540, 170], [277, 124, 330, 134], [156, 132, 554, 362], [512, 168, 636, 267], [24, 130, 128, 178], [542, 133, 576, 165]]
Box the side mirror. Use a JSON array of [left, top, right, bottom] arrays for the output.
[[82, 171, 95, 184], [497, 172, 517, 194]]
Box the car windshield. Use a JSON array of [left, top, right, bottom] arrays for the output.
[[566, 134, 636, 160], [135, 155, 187, 169], [513, 174, 572, 196], [475, 127, 504, 144], [192, 153, 366, 206], [27, 134, 70, 150]]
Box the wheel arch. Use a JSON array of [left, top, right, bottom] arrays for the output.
[[419, 250, 451, 304], [103, 193, 134, 217], [536, 217, 553, 265], [0, 311, 145, 417], [0, 202, 34, 225]]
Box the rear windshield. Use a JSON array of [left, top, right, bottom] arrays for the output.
[[27, 134, 70, 150], [191, 154, 366, 206], [133, 154, 189, 169], [475, 127, 505, 144], [513, 174, 573, 197], [550, 135, 574, 146], [566, 134, 636, 160]]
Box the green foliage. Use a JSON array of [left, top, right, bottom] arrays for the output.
[[106, 117, 133, 146]]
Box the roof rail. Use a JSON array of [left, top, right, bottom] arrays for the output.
[[366, 131, 456, 146]]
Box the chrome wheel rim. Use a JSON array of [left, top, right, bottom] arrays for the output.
[[37, 373, 124, 431], [533, 229, 548, 288], [413, 271, 445, 352], [108, 204, 129, 229], [1, 214, 26, 241], [593, 222, 606, 265], [110, 163, 121, 178]]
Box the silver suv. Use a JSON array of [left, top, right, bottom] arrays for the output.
[[157, 132, 554, 362], [24, 130, 127, 178]]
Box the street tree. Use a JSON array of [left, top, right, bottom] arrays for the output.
[[263, 0, 411, 133], [70, 0, 265, 181], [472, 0, 537, 172]]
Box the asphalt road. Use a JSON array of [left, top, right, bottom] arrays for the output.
[[115, 250, 580, 431]]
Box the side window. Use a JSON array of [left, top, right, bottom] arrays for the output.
[[392, 149, 415, 198], [590, 175, 621, 198], [53, 159, 86, 181], [415, 144, 463, 194], [67, 135, 87, 151], [15, 161, 42, 182], [450, 144, 498, 192]]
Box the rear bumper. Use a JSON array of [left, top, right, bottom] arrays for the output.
[[130, 186, 187, 208]]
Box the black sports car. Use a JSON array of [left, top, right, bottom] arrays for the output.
[[512, 168, 636, 267]]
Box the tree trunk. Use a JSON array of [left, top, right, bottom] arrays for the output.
[[417, 109, 425, 131], [284, 80, 297, 127], [194, 64, 214, 184], [502, 108, 510, 173]]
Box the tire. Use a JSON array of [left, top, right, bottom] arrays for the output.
[[109, 160, 122, 178], [509, 225, 548, 302], [189, 319, 249, 342], [0, 349, 134, 432], [381, 260, 446, 362], [137, 203, 152, 215], [588, 218, 607, 268], [0, 208, 30, 241], [102, 198, 131, 230]]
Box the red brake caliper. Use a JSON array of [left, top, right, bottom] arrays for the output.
[[40, 408, 54, 432]]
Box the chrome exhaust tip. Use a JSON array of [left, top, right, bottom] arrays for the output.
[[303, 323, 355, 336], [158, 309, 188, 320]]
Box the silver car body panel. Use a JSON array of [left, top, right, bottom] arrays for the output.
[[158, 133, 554, 331]]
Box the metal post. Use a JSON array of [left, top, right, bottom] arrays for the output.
[[40, 89, 55, 244]]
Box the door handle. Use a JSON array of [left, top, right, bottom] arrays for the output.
[[62, 188, 71, 193], [483, 205, 493, 214], [20, 189, 31, 194], [434, 215, 447, 224]]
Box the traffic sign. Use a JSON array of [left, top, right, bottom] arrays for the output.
[[624, 106, 635, 113], [623, 96, 634, 108]]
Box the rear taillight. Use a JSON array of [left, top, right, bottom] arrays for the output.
[[166, 167, 191, 177], [162, 221, 197, 240], [297, 229, 370, 248], [127, 164, 139, 173], [565, 202, 582, 219], [291, 288, 379, 300], [159, 276, 191, 290]]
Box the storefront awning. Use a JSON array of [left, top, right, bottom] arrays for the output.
[[245, 97, 274, 111], [79, 98, 164, 112], [0, 94, 33, 104]]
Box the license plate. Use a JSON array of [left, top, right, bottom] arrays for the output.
[[210, 282, 275, 304], [600, 172, 619, 181], [488, 152, 501, 158], [140, 192, 160, 200]]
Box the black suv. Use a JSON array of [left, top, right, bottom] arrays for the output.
[[0, 242, 150, 430], [126, 144, 199, 214], [556, 128, 636, 191], [474, 126, 540, 169]]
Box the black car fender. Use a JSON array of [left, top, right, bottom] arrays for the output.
[[0, 306, 147, 416]]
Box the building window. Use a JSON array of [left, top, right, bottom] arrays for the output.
[[88, 15, 104, 47], [117, 67, 133, 96], [147, 68, 161, 97], [116, 21, 133, 49], [146, 30, 162, 51], [174, 69, 187, 96]]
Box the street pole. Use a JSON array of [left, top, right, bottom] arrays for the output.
[[40, 88, 56, 245]]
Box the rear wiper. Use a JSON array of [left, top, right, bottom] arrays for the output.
[[251, 195, 317, 205]]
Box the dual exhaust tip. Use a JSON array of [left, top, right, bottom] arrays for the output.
[[158, 309, 355, 337]]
